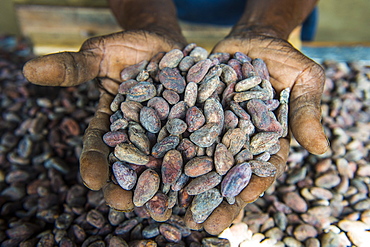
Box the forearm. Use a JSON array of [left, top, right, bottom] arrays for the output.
[[230, 0, 318, 40], [108, 0, 185, 43]]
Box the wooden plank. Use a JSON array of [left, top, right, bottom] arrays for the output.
[[16, 5, 121, 54], [13, 0, 108, 7], [0, 0, 21, 36]]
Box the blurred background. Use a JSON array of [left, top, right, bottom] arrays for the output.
[[1, 0, 370, 60]]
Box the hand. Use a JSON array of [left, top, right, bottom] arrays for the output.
[[184, 34, 329, 235], [23, 30, 186, 212]]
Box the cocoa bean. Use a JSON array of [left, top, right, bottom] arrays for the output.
[[133, 169, 160, 207]]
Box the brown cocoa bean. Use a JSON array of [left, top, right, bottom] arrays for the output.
[[162, 89, 180, 105], [183, 81, 198, 107], [209, 52, 231, 64], [241, 61, 256, 78], [190, 188, 223, 223], [161, 150, 183, 185], [222, 128, 247, 155], [249, 132, 280, 155], [221, 162, 253, 197], [114, 143, 149, 165], [126, 81, 156, 102], [230, 101, 250, 120], [121, 60, 148, 81], [110, 118, 128, 131], [249, 160, 277, 177], [140, 106, 161, 134], [214, 143, 235, 175], [176, 138, 197, 161], [152, 135, 180, 158], [159, 49, 184, 70], [112, 161, 137, 190], [197, 75, 220, 103], [184, 156, 214, 177], [168, 101, 187, 120], [189, 123, 219, 148], [186, 106, 205, 132], [178, 56, 196, 72], [186, 59, 212, 83], [252, 58, 269, 80], [147, 97, 170, 120], [235, 76, 262, 92], [227, 59, 243, 80], [145, 192, 169, 215], [128, 124, 151, 155], [224, 110, 239, 130], [133, 169, 160, 207], [159, 67, 186, 94], [120, 101, 143, 122], [185, 171, 222, 195], [234, 52, 252, 63], [103, 131, 128, 147]]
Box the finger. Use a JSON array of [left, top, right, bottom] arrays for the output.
[[23, 50, 101, 87], [103, 182, 135, 212], [289, 65, 330, 155], [202, 198, 246, 235], [99, 78, 120, 95], [79, 91, 112, 191]]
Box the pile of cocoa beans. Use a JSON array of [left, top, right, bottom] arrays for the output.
[[103, 44, 289, 223]]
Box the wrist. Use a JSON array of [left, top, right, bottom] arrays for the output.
[[228, 0, 318, 40], [228, 24, 289, 40], [108, 0, 185, 44]]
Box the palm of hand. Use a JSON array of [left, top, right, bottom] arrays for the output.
[[190, 35, 329, 235]]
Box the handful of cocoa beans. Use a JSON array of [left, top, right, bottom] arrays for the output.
[[103, 43, 290, 223]]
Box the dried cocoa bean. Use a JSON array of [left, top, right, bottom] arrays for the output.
[[140, 106, 161, 134], [147, 97, 170, 120], [168, 101, 187, 120], [186, 106, 205, 132], [112, 161, 137, 190], [186, 59, 212, 83], [151, 135, 180, 158], [103, 131, 128, 147], [159, 49, 184, 70], [190, 188, 223, 223], [114, 143, 149, 165], [162, 89, 180, 105], [145, 192, 169, 215], [221, 162, 253, 197], [214, 143, 235, 175], [166, 118, 187, 135], [120, 101, 143, 122], [249, 160, 277, 177], [235, 75, 262, 92], [185, 171, 222, 195], [176, 138, 197, 161], [250, 131, 280, 155], [184, 156, 214, 177], [121, 60, 148, 81], [159, 67, 186, 94], [189, 123, 219, 148], [252, 58, 269, 81], [133, 169, 160, 207], [161, 150, 183, 185]]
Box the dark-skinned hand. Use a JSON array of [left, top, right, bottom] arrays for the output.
[[23, 30, 185, 214], [183, 34, 329, 235]]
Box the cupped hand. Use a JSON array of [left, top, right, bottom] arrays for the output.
[[184, 34, 329, 235], [23, 30, 186, 212]]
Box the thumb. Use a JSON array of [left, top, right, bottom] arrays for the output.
[[289, 66, 330, 155], [23, 50, 101, 87]]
